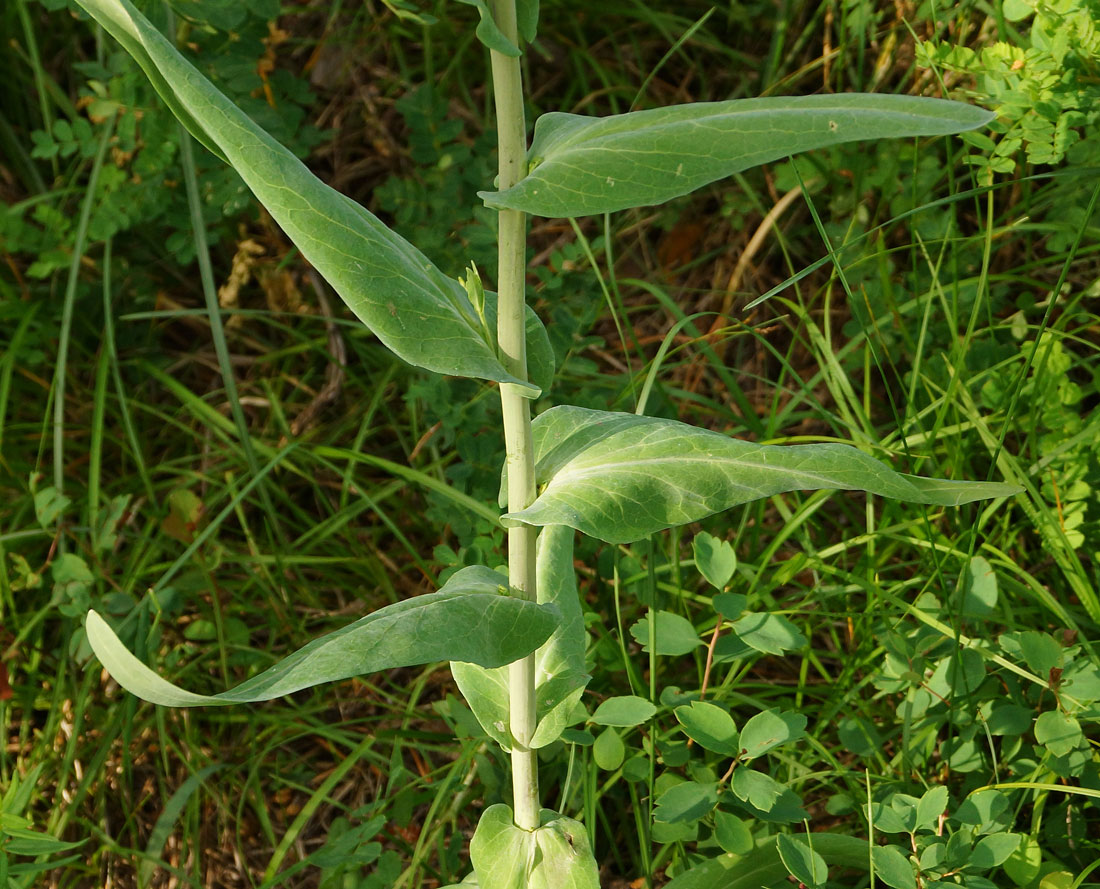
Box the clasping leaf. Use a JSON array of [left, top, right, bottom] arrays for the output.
[[452, 526, 589, 749], [86, 566, 559, 707], [503, 406, 1022, 543], [470, 804, 599, 889], [481, 95, 995, 217]]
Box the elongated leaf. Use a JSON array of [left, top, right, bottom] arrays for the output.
[[481, 95, 995, 217], [504, 407, 1021, 543], [470, 805, 599, 889], [87, 567, 559, 707], [74, 0, 539, 390], [452, 525, 589, 749]]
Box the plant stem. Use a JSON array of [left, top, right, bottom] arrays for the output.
[[488, 0, 540, 832]]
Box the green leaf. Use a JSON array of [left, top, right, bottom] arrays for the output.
[[593, 728, 624, 771], [872, 844, 916, 889], [470, 805, 599, 889], [955, 789, 1010, 833], [653, 781, 719, 824], [730, 768, 784, 810], [1034, 710, 1082, 757], [87, 566, 559, 707], [693, 531, 737, 591], [738, 709, 806, 759], [837, 716, 881, 756], [776, 834, 828, 888], [986, 703, 1033, 736], [515, 0, 538, 42], [454, 0, 521, 56], [481, 95, 995, 218], [33, 485, 71, 528], [713, 811, 754, 855], [629, 611, 701, 656], [972, 833, 1023, 869], [1003, 835, 1042, 887], [453, 526, 589, 750], [712, 593, 747, 619], [504, 407, 1020, 543], [73, 0, 539, 391], [961, 556, 998, 617], [450, 658, 512, 749], [674, 701, 739, 756], [731, 612, 806, 656], [662, 833, 869, 889], [1018, 631, 1063, 677], [591, 695, 656, 727], [915, 785, 949, 831]]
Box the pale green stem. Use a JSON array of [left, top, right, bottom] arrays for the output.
[[488, 0, 540, 832]]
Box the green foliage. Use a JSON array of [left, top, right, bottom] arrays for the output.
[[505, 406, 1018, 543], [86, 566, 559, 706], [917, 0, 1100, 170], [484, 96, 994, 217], [0, 766, 85, 880], [10, 0, 1076, 885]]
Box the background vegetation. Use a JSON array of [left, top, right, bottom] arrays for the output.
[[1, 0, 1098, 886]]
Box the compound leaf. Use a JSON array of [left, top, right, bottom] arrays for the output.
[[87, 566, 559, 707], [482, 95, 995, 217]]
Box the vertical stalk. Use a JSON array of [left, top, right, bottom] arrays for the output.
[[487, 0, 540, 831]]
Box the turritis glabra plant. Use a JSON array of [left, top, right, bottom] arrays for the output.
[[76, 0, 1021, 885]]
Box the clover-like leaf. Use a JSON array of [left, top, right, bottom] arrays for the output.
[[674, 701, 739, 757], [738, 709, 807, 759]]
